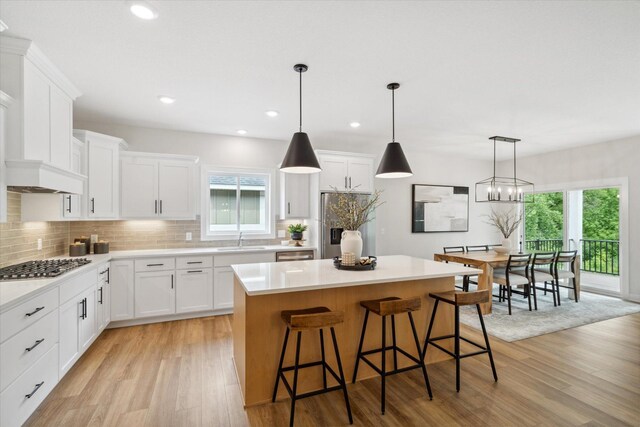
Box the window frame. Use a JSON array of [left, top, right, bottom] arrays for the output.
[[200, 166, 275, 241]]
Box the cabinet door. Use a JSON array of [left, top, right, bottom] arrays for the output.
[[134, 271, 176, 318], [49, 84, 72, 170], [110, 260, 134, 321], [103, 279, 111, 326], [79, 288, 96, 353], [213, 267, 234, 310], [347, 157, 374, 193], [158, 161, 194, 219], [87, 140, 118, 218], [120, 157, 158, 218], [62, 194, 82, 219], [58, 297, 80, 375], [282, 173, 310, 219], [319, 155, 349, 191], [176, 269, 213, 314], [22, 61, 50, 163], [96, 282, 105, 331]]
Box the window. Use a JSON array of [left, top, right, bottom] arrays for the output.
[[201, 167, 274, 240]]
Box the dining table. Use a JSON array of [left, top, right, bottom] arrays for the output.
[[433, 250, 581, 314]]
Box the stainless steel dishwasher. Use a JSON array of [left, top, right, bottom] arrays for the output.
[[275, 250, 315, 262]]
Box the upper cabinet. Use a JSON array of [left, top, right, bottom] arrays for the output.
[[279, 172, 310, 219], [120, 152, 198, 219], [317, 151, 375, 193], [0, 36, 83, 194], [74, 130, 127, 219]]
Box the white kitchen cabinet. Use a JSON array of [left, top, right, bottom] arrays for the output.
[[213, 267, 234, 310], [176, 268, 213, 313], [74, 130, 126, 219], [0, 91, 13, 223], [120, 152, 198, 219], [22, 60, 50, 164], [134, 271, 176, 318], [97, 264, 111, 331], [120, 155, 158, 218], [317, 151, 375, 192], [78, 287, 97, 353], [58, 296, 80, 375], [110, 260, 134, 321], [280, 172, 310, 219], [49, 84, 72, 169]]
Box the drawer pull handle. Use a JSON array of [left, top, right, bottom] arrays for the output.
[[186, 261, 202, 264], [25, 381, 44, 399], [187, 270, 203, 273], [25, 339, 45, 352], [147, 263, 164, 267], [25, 306, 45, 317]]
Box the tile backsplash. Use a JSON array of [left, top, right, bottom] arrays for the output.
[[0, 192, 70, 268], [1, 192, 307, 267]]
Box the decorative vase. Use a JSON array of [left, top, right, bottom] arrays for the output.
[[291, 232, 303, 241], [341, 230, 363, 260], [494, 237, 512, 254]]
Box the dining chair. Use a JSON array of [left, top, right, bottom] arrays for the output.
[[465, 245, 489, 252], [553, 250, 579, 304], [529, 252, 556, 309], [492, 253, 532, 315], [443, 246, 471, 291]]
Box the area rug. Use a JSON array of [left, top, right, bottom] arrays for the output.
[[460, 290, 640, 342]]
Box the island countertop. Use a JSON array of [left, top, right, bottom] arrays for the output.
[[232, 254, 481, 296]]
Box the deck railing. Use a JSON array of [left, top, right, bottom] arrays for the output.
[[580, 239, 619, 276], [524, 238, 620, 276]]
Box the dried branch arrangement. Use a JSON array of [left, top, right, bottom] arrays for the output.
[[328, 188, 384, 230], [486, 208, 523, 238]]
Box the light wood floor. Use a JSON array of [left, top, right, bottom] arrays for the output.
[[26, 313, 640, 426]]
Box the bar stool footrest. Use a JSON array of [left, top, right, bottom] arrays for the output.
[[358, 345, 423, 377], [278, 360, 344, 400], [427, 335, 489, 359]]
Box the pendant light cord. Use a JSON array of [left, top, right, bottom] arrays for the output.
[[299, 69, 303, 132], [391, 87, 395, 142]]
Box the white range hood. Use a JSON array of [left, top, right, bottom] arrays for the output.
[[5, 160, 85, 193]]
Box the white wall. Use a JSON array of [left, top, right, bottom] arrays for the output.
[[514, 135, 640, 301], [75, 120, 499, 258]]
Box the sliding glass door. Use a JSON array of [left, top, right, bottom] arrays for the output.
[[524, 191, 564, 252]]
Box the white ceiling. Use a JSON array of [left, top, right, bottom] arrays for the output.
[[1, 1, 639, 159]]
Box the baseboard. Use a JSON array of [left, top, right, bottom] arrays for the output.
[[106, 308, 233, 329]]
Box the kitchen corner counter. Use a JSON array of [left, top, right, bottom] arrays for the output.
[[232, 254, 481, 296]]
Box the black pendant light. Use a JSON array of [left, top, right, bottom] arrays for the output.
[[280, 64, 321, 174], [375, 83, 413, 178]]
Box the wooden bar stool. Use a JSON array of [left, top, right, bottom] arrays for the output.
[[422, 290, 497, 392], [352, 297, 432, 415], [272, 307, 353, 427]]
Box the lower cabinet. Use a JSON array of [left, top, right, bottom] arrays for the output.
[[59, 286, 96, 376], [97, 265, 111, 331], [213, 267, 234, 310], [134, 270, 176, 318], [176, 268, 213, 313], [110, 260, 134, 321]]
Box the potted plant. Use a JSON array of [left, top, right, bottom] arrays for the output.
[[486, 208, 523, 253], [328, 188, 383, 259], [287, 224, 308, 241]]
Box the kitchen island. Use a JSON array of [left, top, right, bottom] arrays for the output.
[[232, 255, 481, 406]]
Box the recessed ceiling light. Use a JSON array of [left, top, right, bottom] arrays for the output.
[[157, 95, 175, 104], [350, 122, 361, 128], [265, 110, 279, 117], [129, 1, 159, 20], [237, 130, 248, 135]]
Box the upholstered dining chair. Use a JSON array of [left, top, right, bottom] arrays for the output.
[[443, 246, 471, 291], [553, 250, 579, 304], [492, 253, 532, 315], [529, 252, 556, 309]]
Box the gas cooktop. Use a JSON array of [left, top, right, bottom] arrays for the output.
[[0, 259, 92, 281]]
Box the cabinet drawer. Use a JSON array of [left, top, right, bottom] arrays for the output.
[[214, 253, 275, 267], [0, 309, 59, 392], [135, 257, 176, 272], [59, 268, 98, 304], [0, 287, 58, 344], [0, 344, 58, 427], [176, 256, 213, 270]]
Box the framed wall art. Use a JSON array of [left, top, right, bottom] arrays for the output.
[[412, 184, 469, 233]]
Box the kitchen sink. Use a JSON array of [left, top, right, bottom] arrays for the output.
[[217, 246, 267, 252]]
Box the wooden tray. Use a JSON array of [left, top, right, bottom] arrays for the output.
[[333, 256, 377, 271]]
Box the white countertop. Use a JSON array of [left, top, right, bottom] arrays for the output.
[[0, 245, 315, 312], [232, 255, 482, 296]]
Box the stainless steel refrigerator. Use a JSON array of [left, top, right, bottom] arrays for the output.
[[320, 192, 376, 259]]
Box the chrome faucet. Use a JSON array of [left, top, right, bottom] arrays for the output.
[[238, 232, 244, 248]]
